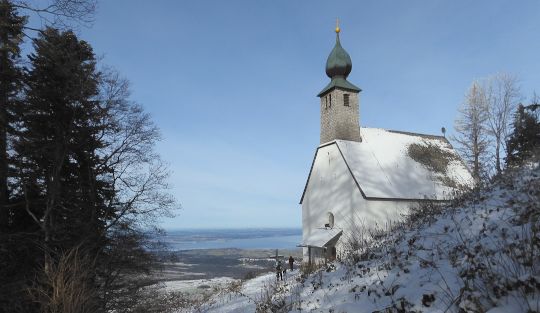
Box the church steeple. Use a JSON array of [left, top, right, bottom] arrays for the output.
[[318, 22, 361, 97], [318, 22, 362, 144]]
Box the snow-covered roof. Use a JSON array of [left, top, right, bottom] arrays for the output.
[[301, 127, 474, 203], [300, 228, 343, 248]]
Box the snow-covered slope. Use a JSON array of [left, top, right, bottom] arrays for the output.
[[192, 163, 539, 313]]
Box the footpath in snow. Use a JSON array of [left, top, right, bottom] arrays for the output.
[[201, 268, 302, 313]]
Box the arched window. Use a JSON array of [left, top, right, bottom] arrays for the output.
[[327, 212, 334, 228]]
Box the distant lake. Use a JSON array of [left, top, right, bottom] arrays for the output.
[[160, 228, 302, 251]]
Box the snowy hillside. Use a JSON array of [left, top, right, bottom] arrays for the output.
[[181, 162, 539, 313]]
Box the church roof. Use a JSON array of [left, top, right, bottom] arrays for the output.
[[300, 127, 474, 203], [299, 228, 342, 248], [317, 77, 361, 97]]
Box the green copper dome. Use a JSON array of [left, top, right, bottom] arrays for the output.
[[325, 33, 352, 78], [318, 31, 361, 97]]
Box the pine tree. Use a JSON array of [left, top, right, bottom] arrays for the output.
[[7, 27, 111, 311], [16, 27, 107, 253], [0, 0, 26, 228], [2, 23, 175, 313], [0, 4, 32, 311], [506, 102, 540, 166]]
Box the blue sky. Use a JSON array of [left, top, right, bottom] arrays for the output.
[[40, 0, 540, 229]]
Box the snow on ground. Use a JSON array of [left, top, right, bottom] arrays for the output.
[[178, 163, 539, 312], [200, 269, 302, 313], [160, 276, 236, 293], [291, 163, 539, 312]]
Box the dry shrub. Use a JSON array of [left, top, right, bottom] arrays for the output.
[[300, 260, 325, 277], [254, 279, 287, 313], [406, 200, 444, 227], [408, 142, 456, 174], [28, 248, 98, 313], [342, 220, 370, 263], [225, 280, 243, 294]]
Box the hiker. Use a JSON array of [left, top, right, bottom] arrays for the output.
[[288, 255, 294, 271], [276, 260, 283, 281]]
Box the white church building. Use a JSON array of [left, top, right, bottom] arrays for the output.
[[300, 26, 474, 264]]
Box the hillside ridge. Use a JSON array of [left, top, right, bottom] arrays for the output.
[[196, 162, 539, 313]]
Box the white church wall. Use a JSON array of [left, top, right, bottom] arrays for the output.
[[302, 142, 416, 261], [337, 200, 412, 258]]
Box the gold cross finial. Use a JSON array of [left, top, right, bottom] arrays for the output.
[[335, 18, 340, 33]]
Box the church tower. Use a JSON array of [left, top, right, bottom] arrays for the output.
[[318, 24, 361, 144]]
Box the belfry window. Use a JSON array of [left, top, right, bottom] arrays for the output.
[[344, 94, 350, 106], [329, 94, 332, 108]]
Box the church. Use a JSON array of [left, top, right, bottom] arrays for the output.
[[299, 26, 474, 264]]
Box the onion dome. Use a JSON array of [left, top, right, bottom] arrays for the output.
[[325, 31, 352, 78], [318, 25, 361, 97]]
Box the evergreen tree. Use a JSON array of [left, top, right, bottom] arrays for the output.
[[17, 26, 106, 252], [0, 0, 26, 228], [10, 28, 175, 312], [9, 28, 106, 311], [0, 3, 32, 311], [0, 13, 175, 309], [506, 103, 540, 166]]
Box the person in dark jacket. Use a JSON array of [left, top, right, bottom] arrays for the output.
[[288, 256, 294, 271], [276, 261, 283, 281]]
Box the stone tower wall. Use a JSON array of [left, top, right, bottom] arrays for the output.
[[320, 88, 361, 144]]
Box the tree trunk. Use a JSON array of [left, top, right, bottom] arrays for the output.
[[495, 139, 501, 176], [473, 133, 480, 183], [0, 91, 7, 229]]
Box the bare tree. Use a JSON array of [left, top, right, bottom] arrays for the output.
[[97, 68, 176, 231], [452, 81, 491, 183], [11, 0, 96, 31], [483, 73, 521, 175], [95, 68, 177, 311]]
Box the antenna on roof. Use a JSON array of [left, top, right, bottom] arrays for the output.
[[441, 127, 446, 138]]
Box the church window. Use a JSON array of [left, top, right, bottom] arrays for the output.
[[344, 94, 350, 106], [329, 94, 332, 108], [326, 212, 334, 228]]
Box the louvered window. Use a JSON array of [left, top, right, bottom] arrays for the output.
[[329, 94, 332, 107], [344, 94, 350, 106]]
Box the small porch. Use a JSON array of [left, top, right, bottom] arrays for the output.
[[298, 228, 343, 266]]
